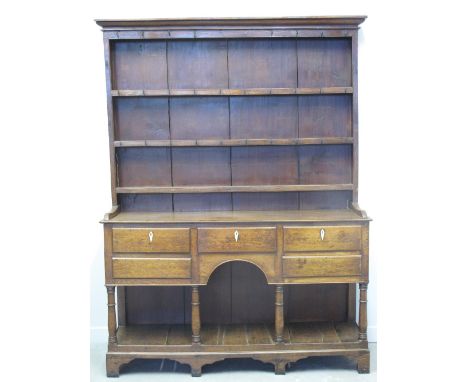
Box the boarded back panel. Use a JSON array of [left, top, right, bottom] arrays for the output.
[[114, 97, 170, 140], [285, 284, 348, 322], [126, 286, 185, 325], [168, 40, 228, 89], [170, 97, 229, 139], [173, 193, 232, 212], [299, 191, 352, 210], [228, 39, 297, 88], [297, 39, 352, 87], [117, 148, 172, 187], [233, 192, 299, 210], [230, 96, 298, 139], [172, 147, 231, 186], [118, 194, 173, 212], [299, 145, 352, 184], [113, 41, 167, 89], [232, 146, 298, 185], [298, 95, 352, 137]]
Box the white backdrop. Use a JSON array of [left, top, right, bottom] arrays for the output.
[[1, 1, 468, 382]]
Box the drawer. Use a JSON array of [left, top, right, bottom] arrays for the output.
[[284, 226, 361, 252], [113, 228, 190, 253], [112, 257, 191, 279], [198, 227, 276, 253], [283, 253, 361, 277]]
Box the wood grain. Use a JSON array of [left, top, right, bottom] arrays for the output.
[[106, 209, 368, 223], [116, 184, 354, 194], [230, 96, 297, 139], [172, 147, 231, 186], [297, 39, 352, 87], [115, 320, 359, 346], [228, 40, 297, 88], [112, 41, 167, 89], [111, 86, 353, 97], [114, 97, 170, 141], [170, 97, 229, 140], [285, 284, 348, 322], [299, 95, 352, 137], [299, 145, 353, 185], [231, 261, 275, 323], [125, 286, 185, 325], [112, 258, 191, 279], [282, 255, 361, 277], [231, 146, 298, 185], [117, 148, 172, 187], [113, 227, 190, 253], [284, 226, 362, 251], [114, 137, 354, 147], [167, 40, 228, 89], [198, 227, 276, 253]]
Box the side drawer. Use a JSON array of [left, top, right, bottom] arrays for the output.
[[198, 227, 276, 253], [284, 226, 361, 252], [283, 253, 362, 277], [112, 257, 191, 279], [113, 228, 190, 253]]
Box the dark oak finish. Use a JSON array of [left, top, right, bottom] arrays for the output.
[[98, 16, 369, 377]]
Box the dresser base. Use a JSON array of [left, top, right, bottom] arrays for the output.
[[106, 344, 369, 377]]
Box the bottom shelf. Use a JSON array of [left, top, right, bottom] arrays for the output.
[[116, 321, 359, 346]]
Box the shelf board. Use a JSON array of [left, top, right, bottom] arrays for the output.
[[111, 87, 353, 97], [116, 322, 359, 346], [104, 209, 369, 224], [114, 137, 354, 148], [116, 184, 354, 194]]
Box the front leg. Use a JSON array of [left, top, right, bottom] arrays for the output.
[[356, 352, 370, 373]]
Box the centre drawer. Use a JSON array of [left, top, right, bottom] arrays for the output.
[[198, 227, 276, 253], [284, 226, 362, 252], [112, 227, 190, 253]]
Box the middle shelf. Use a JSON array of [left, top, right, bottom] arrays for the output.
[[116, 184, 354, 194], [114, 137, 354, 148], [111, 86, 354, 97]]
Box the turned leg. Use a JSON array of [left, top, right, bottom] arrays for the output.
[[358, 283, 368, 341], [356, 352, 370, 373], [274, 360, 286, 375], [191, 286, 201, 344], [275, 285, 284, 343], [107, 286, 117, 345]]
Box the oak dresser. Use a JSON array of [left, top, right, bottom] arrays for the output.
[[96, 16, 370, 377]]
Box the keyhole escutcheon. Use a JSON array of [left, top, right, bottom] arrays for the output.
[[320, 229, 325, 241]]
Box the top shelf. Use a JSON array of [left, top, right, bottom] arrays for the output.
[[111, 87, 353, 97], [102, 208, 369, 224]]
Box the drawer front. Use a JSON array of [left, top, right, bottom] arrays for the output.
[[198, 227, 276, 253], [284, 226, 361, 252], [113, 228, 190, 253], [283, 254, 361, 277], [112, 258, 191, 279]]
